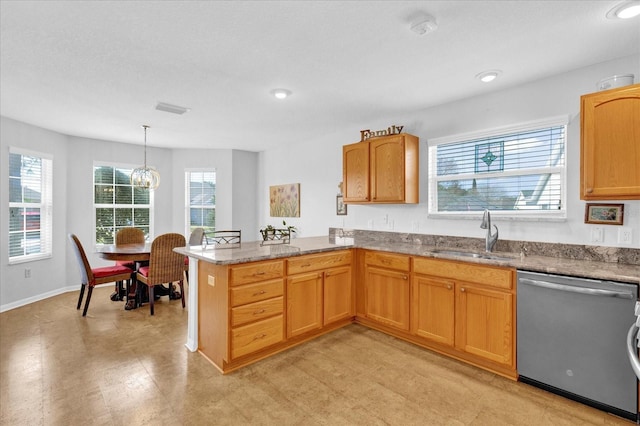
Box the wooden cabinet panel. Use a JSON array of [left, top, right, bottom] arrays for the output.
[[231, 315, 284, 359], [287, 272, 323, 338], [342, 133, 419, 204], [231, 296, 284, 327], [412, 275, 455, 346], [364, 251, 410, 272], [287, 250, 351, 275], [230, 279, 284, 307], [455, 284, 514, 368], [324, 265, 353, 325], [230, 260, 284, 286], [413, 257, 512, 290], [581, 83, 640, 200], [343, 142, 370, 202], [365, 266, 410, 331]]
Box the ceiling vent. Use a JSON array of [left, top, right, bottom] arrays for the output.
[[155, 102, 190, 115]]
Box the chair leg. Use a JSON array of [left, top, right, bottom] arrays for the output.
[[179, 280, 185, 309], [82, 286, 94, 317], [184, 270, 189, 284], [77, 284, 86, 310], [148, 286, 154, 315]]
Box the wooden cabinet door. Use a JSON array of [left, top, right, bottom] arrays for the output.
[[581, 84, 640, 200], [287, 272, 323, 338], [365, 266, 410, 331], [343, 142, 370, 202], [369, 136, 405, 202], [412, 274, 455, 346], [323, 265, 353, 325], [455, 283, 514, 368]]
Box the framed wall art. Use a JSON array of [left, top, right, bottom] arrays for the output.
[[336, 195, 347, 215], [269, 183, 300, 217], [584, 203, 624, 225]]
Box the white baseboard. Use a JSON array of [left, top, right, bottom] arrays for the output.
[[0, 283, 112, 313]]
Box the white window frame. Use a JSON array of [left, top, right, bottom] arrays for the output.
[[185, 168, 216, 237], [8, 147, 53, 264], [93, 161, 154, 247], [427, 115, 568, 221]]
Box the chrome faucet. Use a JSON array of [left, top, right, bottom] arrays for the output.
[[480, 209, 499, 252]]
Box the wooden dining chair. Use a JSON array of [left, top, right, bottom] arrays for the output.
[[112, 227, 145, 301], [68, 234, 135, 316], [136, 233, 186, 315], [184, 228, 205, 284]]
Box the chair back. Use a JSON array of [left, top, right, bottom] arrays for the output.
[[209, 230, 241, 245], [147, 233, 186, 285], [188, 228, 205, 246], [68, 234, 94, 285], [116, 227, 145, 245]]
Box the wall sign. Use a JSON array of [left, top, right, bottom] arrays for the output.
[[360, 125, 404, 142]]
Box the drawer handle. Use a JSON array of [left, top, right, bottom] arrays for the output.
[[252, 290, 267, 296], [302, 263, 311, 268], [381, 259, 390, 264], [253, 309, 266, 315], [253, 333, 267, 341], [254, 271, 266, 276]]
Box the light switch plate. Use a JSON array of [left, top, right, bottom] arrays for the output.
[[590, 227, 604, 243]]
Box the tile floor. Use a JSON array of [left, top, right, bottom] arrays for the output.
[[0, 286, 634, 425]]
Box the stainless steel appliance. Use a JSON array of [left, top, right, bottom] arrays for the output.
[[517, 271, 638, 421], [629, 301, 640, 380]]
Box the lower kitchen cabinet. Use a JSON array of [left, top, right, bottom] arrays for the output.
[[287, 272, 323, 337], [323, 265, 353, 325], [412, 256, 516, 375], [411, 275, 455, 346], [364, 251, 411, 331]]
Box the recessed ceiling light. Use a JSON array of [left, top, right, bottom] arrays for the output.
[[475, 70, 502, 83], [606, 1, 640, 19], [270, 88, 292, 99]]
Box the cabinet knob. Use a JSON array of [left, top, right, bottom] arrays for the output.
[[403, 275, 408, 280], [586, 188, 593, 193], [460, 287, 466, 292], [447, 284, 452, 290]]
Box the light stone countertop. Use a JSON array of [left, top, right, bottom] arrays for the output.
[[175, 235, 639, 285]]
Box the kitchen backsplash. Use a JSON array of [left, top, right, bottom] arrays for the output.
[[329, 228, 640, 266]]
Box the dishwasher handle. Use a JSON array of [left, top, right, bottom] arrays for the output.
[[627, 324, 640, 380], [519, 278, 635, 299]]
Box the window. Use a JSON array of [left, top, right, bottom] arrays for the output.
[[186, 170, 216, 235], [9, 148, 53, 263], [94, 163, 152, 244], [428, 116, 567, 219]]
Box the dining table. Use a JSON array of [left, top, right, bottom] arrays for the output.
[[97, 242, 151, 309]]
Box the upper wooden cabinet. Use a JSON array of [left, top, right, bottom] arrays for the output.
[[343, 133, 419, 204], [580, 83, 640, 200]]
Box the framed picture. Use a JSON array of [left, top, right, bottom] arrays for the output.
[[336, 195, 347, 215], [269, 183, 300, 217], [584, 203, 624, 225]]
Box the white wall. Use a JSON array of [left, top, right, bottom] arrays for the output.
[[1, 117, 69, 309], [258, 54, 640, 248]]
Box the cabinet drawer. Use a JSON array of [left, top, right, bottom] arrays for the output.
[[230, 260, 284, 286], [414, 257, 513, 290], [230, 279, 284, 306], [287, 250, 352, 275], [231, 315, 283, 359], [364, 251, 410, 272], [231, 296, 283, 327]]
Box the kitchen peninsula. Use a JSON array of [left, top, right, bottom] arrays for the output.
[[175, 232, 639, 377]]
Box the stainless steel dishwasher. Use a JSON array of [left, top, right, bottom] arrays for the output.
[[517, 270, 638, 421]]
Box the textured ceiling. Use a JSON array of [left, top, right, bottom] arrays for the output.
[[1, 1, 639, 151]]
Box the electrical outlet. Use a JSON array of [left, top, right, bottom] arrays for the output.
[[24, 268, 31, 278], [590, 227, 604, 243], [618, 227, 633, 245]]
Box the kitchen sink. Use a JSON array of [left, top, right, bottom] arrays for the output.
[[430, 249, 515, 262]]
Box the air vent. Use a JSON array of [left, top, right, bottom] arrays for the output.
[[155, 102, 190, 115]]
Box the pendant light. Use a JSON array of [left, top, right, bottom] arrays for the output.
[[130, 125, 160, 190]]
